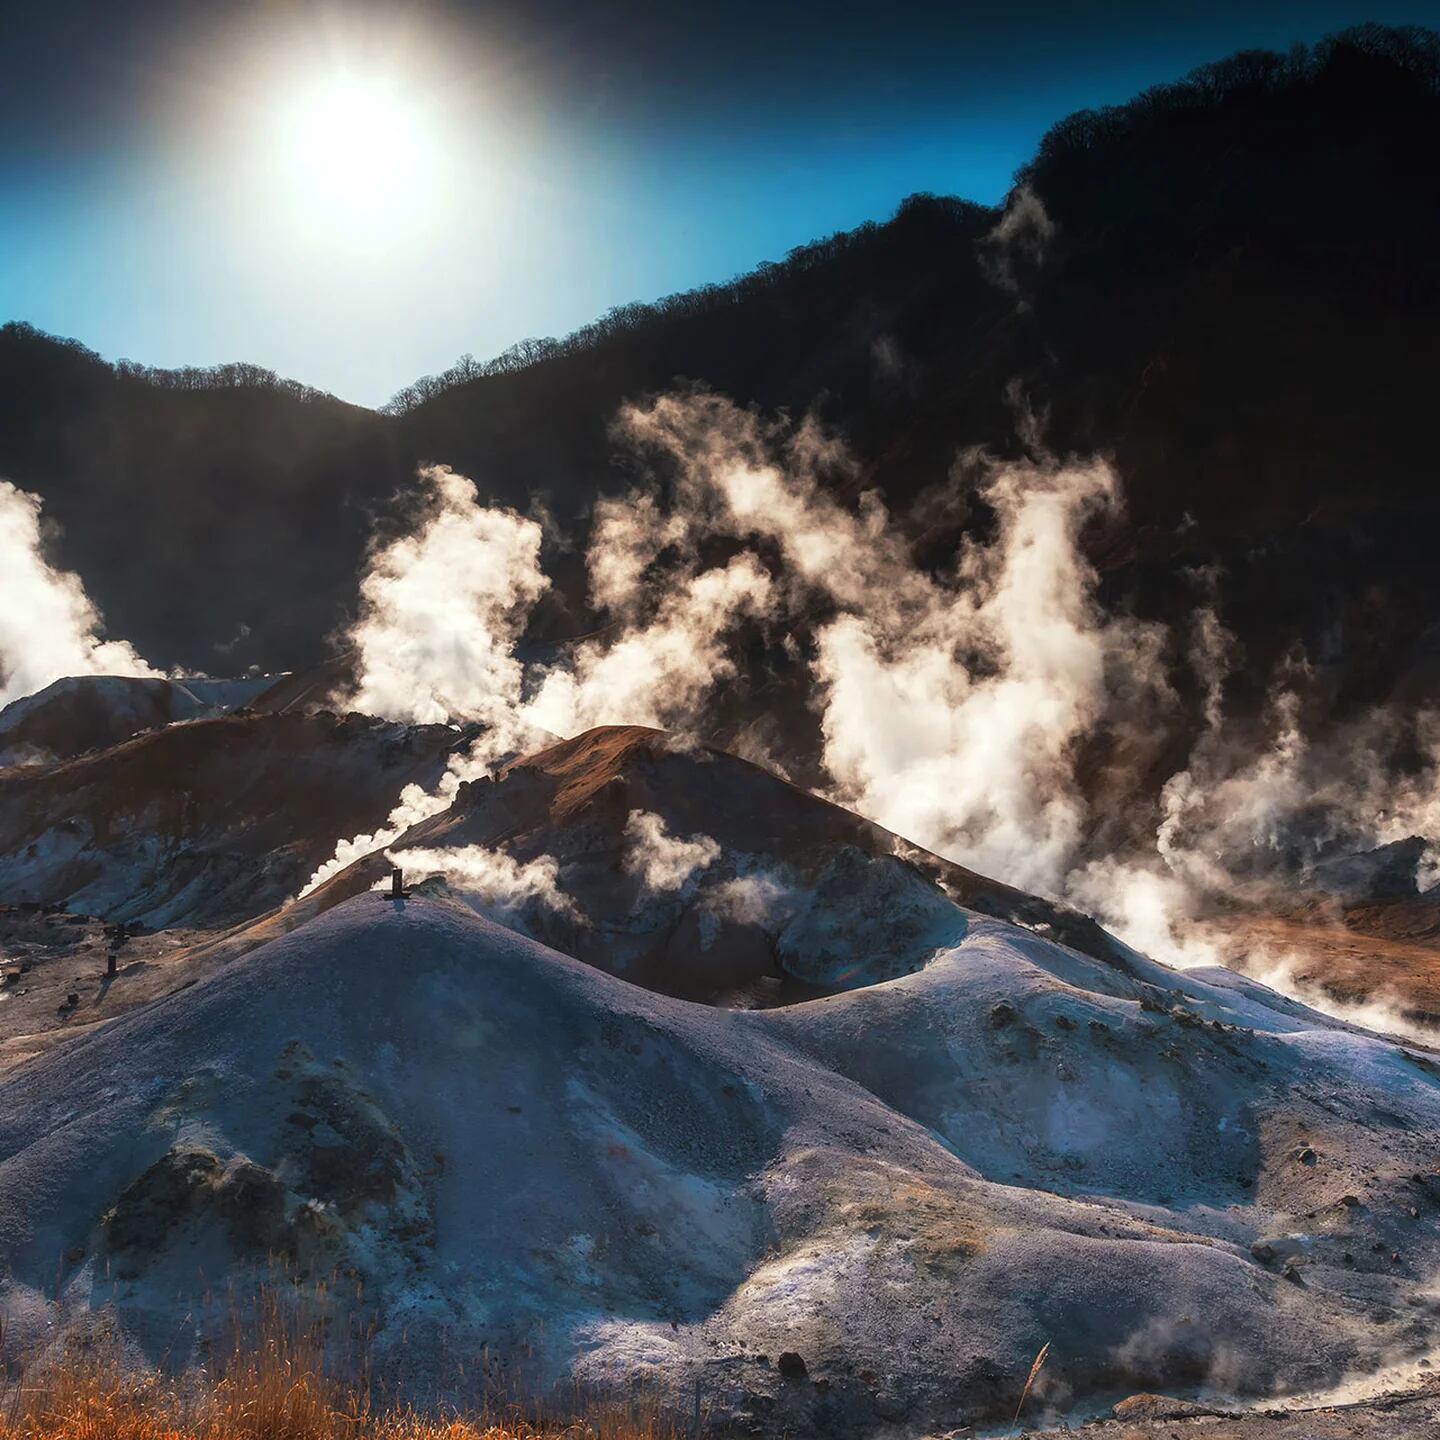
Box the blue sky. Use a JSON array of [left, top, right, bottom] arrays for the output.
[[4, 1, 1440, 407]]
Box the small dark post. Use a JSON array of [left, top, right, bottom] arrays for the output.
[[390, 869, 406, 899], [104, 921, 128, 978]]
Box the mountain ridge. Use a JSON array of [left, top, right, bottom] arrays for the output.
[[3, 24, 1439, 779]]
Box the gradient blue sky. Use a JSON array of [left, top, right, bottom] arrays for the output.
[[5, 0, 1440, 407]]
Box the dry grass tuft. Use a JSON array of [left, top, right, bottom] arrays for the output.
[[1008, 1340, 1050, 1436], [0, 1299, 679, 1440]]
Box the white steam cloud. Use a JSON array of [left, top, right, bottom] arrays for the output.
[[812, 459, 1161, 896], [333, 455, 780, 757], [517, 553, 773, 740], [702, 871, 799, 931], [609, 393, 1171, 898], [301, 397, 1439, 1042], [337, 465, 548, 729], [301, 466, 555, 893], [1158, 690, 1440, 897], [0, 480, 158, 707], [622, 809, 720, 895], [382, 844, 575, 927], [299, 772, 461, 897], [979, 184, 1056, 299]]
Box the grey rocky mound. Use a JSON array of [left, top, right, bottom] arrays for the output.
[[0, 888, 1437, 1434]]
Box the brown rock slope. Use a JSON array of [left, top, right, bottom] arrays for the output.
[[1204, 905, 1440, 1034], [1198, 842, 1440, 1034], [368, 724, 1138, 1004], [0, 710, 465, 930], [0, 675, 214, 766]]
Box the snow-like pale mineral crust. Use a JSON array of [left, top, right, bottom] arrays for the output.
[[0, 892, 1437, 1435]]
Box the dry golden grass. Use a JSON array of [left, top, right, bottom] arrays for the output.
[[0, 1299, 681, 1440]]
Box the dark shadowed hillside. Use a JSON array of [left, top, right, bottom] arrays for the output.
[[5, 25, 1440, 725], [0, 325, 406, 671]]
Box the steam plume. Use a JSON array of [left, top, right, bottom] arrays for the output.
[[337, 465, 548, 728], [812, 459, 1162, 896], [979, 183, 1056, 298], [299, 776, 458, 897], [309, 400, 1439, 1039], [300, 464, 558, 892], [623, 810, 720, 895], [0, 480, 158, 707], [517, 554, 773, 739], [383, 844, 575, 928]]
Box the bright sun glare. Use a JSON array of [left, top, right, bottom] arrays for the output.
[[278, 72, 437, 231]]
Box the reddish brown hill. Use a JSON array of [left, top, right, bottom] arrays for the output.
[[0, 676, 214, 765], [0, 711, 460, 929], [370, 725, 1133, 1003]]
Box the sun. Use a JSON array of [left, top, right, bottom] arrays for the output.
[[276, 70, 437, 230]]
